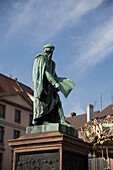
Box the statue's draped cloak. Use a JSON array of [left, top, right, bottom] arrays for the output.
[[32, 54, 60, 124]]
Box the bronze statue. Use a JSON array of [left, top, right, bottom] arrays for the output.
[[32, 44, 74, 127]]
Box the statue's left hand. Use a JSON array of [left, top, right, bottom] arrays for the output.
[[55, 83, 60, 91]]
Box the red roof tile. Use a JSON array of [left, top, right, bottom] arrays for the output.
[[94, 104, 113, 119], [18, 82, 33, 96], [0, 73, 20, 92], [66, 111, 100, 130], [0, 73, 33, 96], [66, 114, 87, 130], [66, 105, 113, 130], [0, 73, 33, 107]]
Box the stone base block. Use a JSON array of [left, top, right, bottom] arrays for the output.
[[26, 123, 78, 137], [8, 131, 92, 170]]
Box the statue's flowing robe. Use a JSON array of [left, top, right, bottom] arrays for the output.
[[32, 54, 60, 124]]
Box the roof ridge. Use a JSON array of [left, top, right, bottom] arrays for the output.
[[0, 73, 33, 91], [0, 73, 15, 81], [0, 73, 33, 93], [18, 81, 33, 91], [15, 80, 24, 92], [101, 104, 113, 112], [94, 104, 113, 119], [67, 110, 99, 119], [67, 113, 86, 119]]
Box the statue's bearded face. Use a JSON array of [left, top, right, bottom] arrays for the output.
[[44, 48, 53, 59]]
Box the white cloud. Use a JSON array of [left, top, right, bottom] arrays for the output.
[[72, 17, 113, 75], [5, 0, 103, 45], [72, 103, 85, 115]]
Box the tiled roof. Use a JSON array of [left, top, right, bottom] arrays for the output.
[[18, 82, 33, 96], [0, 73, 20, 92], [66, 111, 100, 130], [66, 113, 87, 130], [0, 73, 33, 100], [93, 104, 113, 119], [66, 105, 113, 130]]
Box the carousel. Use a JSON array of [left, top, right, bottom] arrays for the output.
[[81, 115, 113, 170]]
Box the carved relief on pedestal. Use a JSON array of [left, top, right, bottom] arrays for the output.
[[16, 150, 60, 170]]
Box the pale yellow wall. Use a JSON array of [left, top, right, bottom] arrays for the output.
[[0, 95, 32, 126], [5, 104, 14, 123], [3, 95, 31, 109], [1, 125, 26, 170], [21, 109, 30, 127], [3, 126, 13, 170], [0, 94, 33, 170]]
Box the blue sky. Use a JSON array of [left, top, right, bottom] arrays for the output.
[[0, 0, 113, 117]]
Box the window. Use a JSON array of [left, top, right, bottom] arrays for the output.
[[0, 127, 4, 143], [0, 105, 5, 118], [15, 110, 21, 123], [13, 130, 20, 139], [29, 114, 33, 126]]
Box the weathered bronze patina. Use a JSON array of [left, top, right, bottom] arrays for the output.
[[32, 44, 74, 127]]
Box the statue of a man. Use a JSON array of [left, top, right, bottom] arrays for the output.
[[32, 44, 74, 127]]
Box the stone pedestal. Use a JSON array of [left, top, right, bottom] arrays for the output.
[[9, 125, 92, 170]]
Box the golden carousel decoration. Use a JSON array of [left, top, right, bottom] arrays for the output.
[[81, 115, 113, 170]]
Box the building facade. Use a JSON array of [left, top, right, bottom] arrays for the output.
[[0, 73, 33, 170]]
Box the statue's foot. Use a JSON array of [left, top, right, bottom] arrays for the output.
[[42, 121, 52, 125], [61, 120, 74, 128]]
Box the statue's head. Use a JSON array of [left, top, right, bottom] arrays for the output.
[[43, 44, 55, 59]]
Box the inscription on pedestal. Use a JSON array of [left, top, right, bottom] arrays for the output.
[[15, 150, 60, 170]]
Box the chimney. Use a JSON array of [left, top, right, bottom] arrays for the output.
[[87, 104, 94, 122], [14, 78, 18, 81], [71, 112, 76, 117]]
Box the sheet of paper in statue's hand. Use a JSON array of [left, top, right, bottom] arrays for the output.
[[57, 78, 75, 98]]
